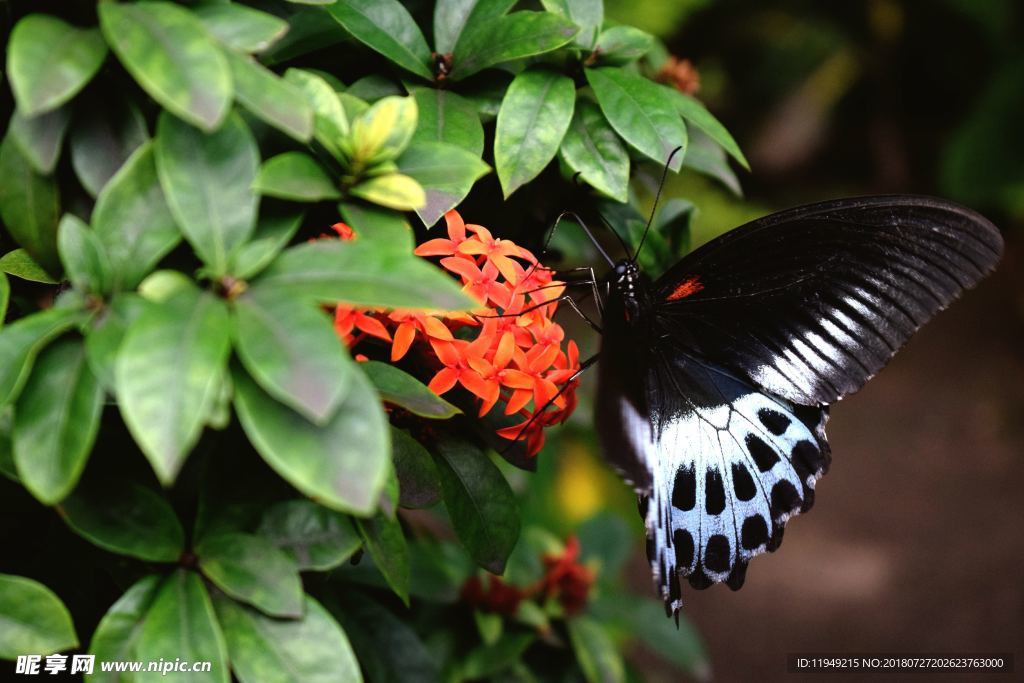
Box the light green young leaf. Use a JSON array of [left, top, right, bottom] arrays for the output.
[[254, 152, 340, 202], [284, 68, 349, 158], [0, 249, 58, 284], [350, 96, 418, 165], [350, 173, 426, 211]]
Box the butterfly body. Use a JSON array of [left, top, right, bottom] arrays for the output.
[[591, 195, 1002, 618]]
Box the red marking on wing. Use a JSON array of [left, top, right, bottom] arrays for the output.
[[666, 276, 704, 301]]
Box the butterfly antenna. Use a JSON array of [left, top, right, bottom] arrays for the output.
[[550, 211, 616, 267], [633, 146, 684, 261]]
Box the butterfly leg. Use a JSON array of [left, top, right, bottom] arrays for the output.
[[475, 293, 603, 334]]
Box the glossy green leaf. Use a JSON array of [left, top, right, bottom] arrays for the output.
[[225, 50, 314, 143], [231, 210, 304, 280], [0, 134, 61, 276], [283, 68, 349, 158], [682, 127, 743, 196], [350, 173, 425, 211], [326, 0, 432, 80], [215, 594, 362, 683], [349, 95, 418, 165], [89, 575, 163, 682], [593, 26, 655, 65], [6, 15, 107, 116], [135, 570, 229, 683], [669, 89, 749, 170], [356, 513, 410, 604], [254, 239, 473, 310], [495, 70, 575, 198], [197, 532, 303, 618], [0, 249, 58, 284], [196, 3, 288, 53], [361, 361, 460, 419], [330, 592, 438, 681], [232, 287, 353, 424], [233, 364, 389, 516], [391, 427, 442, 509], [13, 339, 103, 505], [92, 143, 181, 290], [155, 112, 259, 276], [69, 98, 149, 198], [411, 88, 485, 156], [254, 152, 340, 202], [568, 616, 625, 683], [257, 500, 362, 571], [85, 295, 145, 392], [58, 214, 111, 295], [99, 2, 232, 132], [432, 436, 519, 573], [398, 141, 490, 226], [0, 307, 83, 408], [434, 0, 517, 55], [450, 11, 578, 81], [61, 479, 185, 562], [0, 574, 78, 658], [541, 0, 602, 48], [586, 67, 687, 170], [9, 106, 71, 175], [560, 99, 629, 201], [115, 289, 231, 485]]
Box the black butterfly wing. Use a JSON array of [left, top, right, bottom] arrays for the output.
[[651, 195, 1003, 405]]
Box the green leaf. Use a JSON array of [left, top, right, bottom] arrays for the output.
[[450, 11, 578, 81], [411, 88, 485, 156], [559, 98, 629, 201], [593, 26, 655, 65], [462, 632, 535, 679], [432, 436, 519, 573], [0, 574, 78, 658], [433, 0, 517, 55], [0, 307, 83, 407], [57, 214, 111, 295], [115, 288, 231, 485], [586, 67, 687, 170], [232, 287, 353, 424], [326, 0, 432, 80], [495, 69, 576, 198], [349, 96, 419, 165], [6, 15, 107, 116], [682, 128, 743, 196], [233, 364, 389, 516], [224, 50, 314, 143], [593, 595, 709, 678], [345, 75, 403, 102], [135, 570, 229, 683], [350, 173, 426, 211], [283, 68, 349, 158], [540, 0, 603, 48], [254, 239, 473, 310], [61, 479, 185, 562], [398, 141, 490, 226], [85, 294, 145, 391], [89, 575, 163, 682], [338, 202, 416, 254], [0, 249, 58, 284], [568, 616, 626, 683], [9, 106, 71, 175], [654, 197, 696, 257], [669, 89, 749, 170], [0, 275, 8, 328], [69, 97, 149, 198], [329, 592, 439, 681], [361, 361, 460, 419], [12, 339, 102, 505], [155, 112, 259, 276], [99, 2, 232, 132], [231, 210, 304, 280], [197, 532, 303, 618], [92, 142, 181, 290], [195, 3, 288, 53], [0, 134, 61, 276], [215, 594, 362, 683], [257, 500, 362, 571], [356, 513, 410, 604], [391, 427, 442, 509], [254, 152, 340, 202]]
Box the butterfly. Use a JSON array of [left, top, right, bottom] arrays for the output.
[[582, 195, 1002, 619]]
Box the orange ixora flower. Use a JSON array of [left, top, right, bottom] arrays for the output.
[[329, 211, 581, 456]]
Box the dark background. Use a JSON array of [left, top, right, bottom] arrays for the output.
[[569, 0, 1023, 679]]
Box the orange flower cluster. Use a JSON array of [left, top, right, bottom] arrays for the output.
[[332, 210, 580, 456]]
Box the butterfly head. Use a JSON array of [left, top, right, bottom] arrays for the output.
[[611, 259, 643, 319]]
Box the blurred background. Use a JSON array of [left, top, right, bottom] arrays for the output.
[[530, 0, 1023, 679]]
